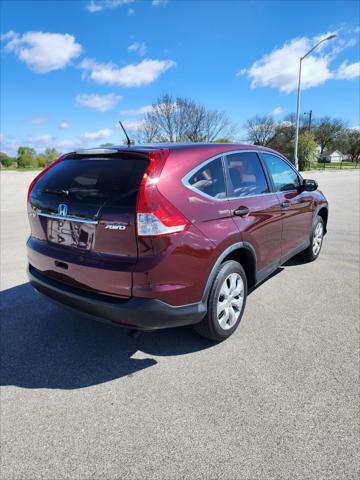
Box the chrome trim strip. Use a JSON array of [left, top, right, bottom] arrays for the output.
[[182, 150, 272, 202], [181, 149, 300, 202], [37, 212, 98, 224]]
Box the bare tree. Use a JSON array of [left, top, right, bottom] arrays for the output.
[[137, 94, 234, 143], [245, 116, 276, 146], [203, 110, 235, 142]]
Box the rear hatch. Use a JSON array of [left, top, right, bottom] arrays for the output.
[[27, 150, 149, 297]]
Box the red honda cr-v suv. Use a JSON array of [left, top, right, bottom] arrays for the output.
[[27, 144, 328, 341]]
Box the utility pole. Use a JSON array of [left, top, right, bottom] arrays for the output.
[[304, 110, 313, 131]]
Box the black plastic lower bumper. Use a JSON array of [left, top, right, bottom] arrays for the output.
[[28, 265, 206, 330]]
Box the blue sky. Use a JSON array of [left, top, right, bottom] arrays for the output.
[[1, 0, 359, 155]]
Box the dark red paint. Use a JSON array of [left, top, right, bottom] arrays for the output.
[[27, 143, 328, 312]]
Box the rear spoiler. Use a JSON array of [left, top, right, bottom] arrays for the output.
[[75, 148, 119, 155]]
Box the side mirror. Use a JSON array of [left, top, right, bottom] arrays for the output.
[[303, 179, 318, 192]]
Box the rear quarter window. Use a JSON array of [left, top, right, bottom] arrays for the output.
[[188, 157, 226, 199]]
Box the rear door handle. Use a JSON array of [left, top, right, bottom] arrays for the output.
[[233, 206, 250, 217], [281, 201, 290, 209]]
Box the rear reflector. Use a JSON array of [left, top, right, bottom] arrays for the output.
[[136, 150, 190, 236]]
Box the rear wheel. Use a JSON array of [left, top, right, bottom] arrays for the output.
[[300, 215, 325, 262], [194, 260, 247, 342]]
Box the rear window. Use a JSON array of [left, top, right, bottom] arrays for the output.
[[31, 156, 148, 206]]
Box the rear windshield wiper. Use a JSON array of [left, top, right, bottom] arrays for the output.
[[43, 188, 70, 196]]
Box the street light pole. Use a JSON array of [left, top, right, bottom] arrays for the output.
[[293, 34, 336, 170], [294, 58, 302, 169]]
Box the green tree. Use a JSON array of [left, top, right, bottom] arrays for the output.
[[314, 117, 345, 155], [0, 152, 13, 168], [44, 147, 60, 164], [334, 128, 360, 163], [267, 123, 294, 157], [17, 147, 37, 168], [289, 131, 317, 171], [36, 154, 47, 168], [213, 138, 232, 143], [346, 129, 360, 163]]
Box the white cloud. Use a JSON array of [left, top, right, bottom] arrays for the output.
[[80, 58, 176, 87], [3, 31, 82, 73], [28, 134, 55, 144], [239, 35, 333, 93], [86, 0, 134, 13], [59, 121, 71, 129], [119, 119, 142, 131], [86, 1, 103, 12], [75, 93, 123, 112], [29, 116, 49, 125], [239, 32, 358, 93], [0, 132, 119, 156], [0, 30, 17, 41], [152, 0, 168, 5], [335, 61, 360, 79], [270, 107, 287, 116], [128, 41, 147, 56], [81, 128, 113, 140], [120, 105, 153, 116], [56, 139, 78, 148], [128, 8, 135, 15]]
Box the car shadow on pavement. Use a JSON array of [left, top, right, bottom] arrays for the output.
[[0, 282, 214, 390], [282, 255, 309, 267]]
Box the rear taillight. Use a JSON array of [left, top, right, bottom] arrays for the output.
[[27, 154, 67, 202], [136, 150, 190, 236]]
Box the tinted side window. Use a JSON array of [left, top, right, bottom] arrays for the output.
[[225, 152, 269, 197], [261, 153, 300, 192], [189, 158, 226, 198]]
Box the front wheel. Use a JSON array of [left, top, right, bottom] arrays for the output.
[[300, 215, 325, 262], [194, 260, 247, 342]]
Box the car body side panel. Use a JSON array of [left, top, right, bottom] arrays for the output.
[[276, 190, 314, 258], [133, 225, 218, 305], [133, 148, 245, 305], [226, 194, 282, 271]]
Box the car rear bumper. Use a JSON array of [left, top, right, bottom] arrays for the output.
[[28, 265, 206, 330]]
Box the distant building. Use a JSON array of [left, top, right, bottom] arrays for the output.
[[319, 150, 345, 163]]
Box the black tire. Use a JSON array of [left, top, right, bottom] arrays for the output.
[[194, 260, 247, 342], [300, 215, 325, 262]]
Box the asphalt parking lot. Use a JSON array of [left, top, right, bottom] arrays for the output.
[[1, 169, 359, 480]]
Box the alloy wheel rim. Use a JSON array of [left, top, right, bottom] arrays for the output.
[[312, 222, 323, 256], [217, 273, 244, 330]]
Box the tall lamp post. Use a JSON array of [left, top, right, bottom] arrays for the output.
[[294, 34, 336, 169]]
